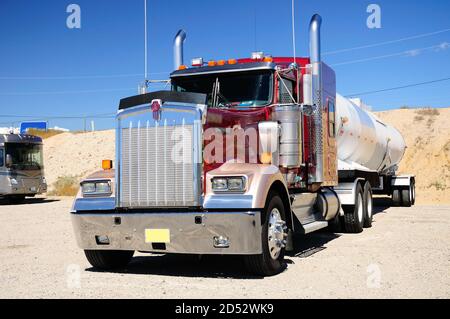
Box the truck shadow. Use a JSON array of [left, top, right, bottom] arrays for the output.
[[0, 197, 60, 206], [86, 254, 263, 279], [373, 197, 392, 215], [287, 232, 340, 260], [85, 232, 342, 279]]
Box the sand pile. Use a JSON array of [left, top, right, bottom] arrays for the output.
[[43, 107, 450, 204], [43, 130, 114, 191], [376, 107, 450, 205]]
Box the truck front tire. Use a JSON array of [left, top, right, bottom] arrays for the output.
[[343, 183, 364, 233], [244, 193, 287, 276], [84, 250, 134, 270]]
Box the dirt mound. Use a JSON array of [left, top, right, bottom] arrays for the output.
[[376, 107, 450, 204], [43, 130, 114, 192]]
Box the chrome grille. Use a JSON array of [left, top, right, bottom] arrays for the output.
[[119, 112, 201, 208]]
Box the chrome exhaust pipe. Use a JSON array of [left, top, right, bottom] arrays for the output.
[[173, 29, 186, 70], [309, 14, 323, 183], [309, 14, 322, 64]]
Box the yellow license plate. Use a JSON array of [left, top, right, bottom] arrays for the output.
[[145, 229, 170, 243]]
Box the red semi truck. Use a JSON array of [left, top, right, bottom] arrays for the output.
[[71, 15, 415, 276]]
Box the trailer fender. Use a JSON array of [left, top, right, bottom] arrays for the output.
[[334, 178, 365, 214], [391, 175, 415, 187]]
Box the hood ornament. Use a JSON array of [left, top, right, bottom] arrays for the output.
[[151, 99, 162, 121]]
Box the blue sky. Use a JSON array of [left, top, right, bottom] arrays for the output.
[[0, 0, 449, 130]]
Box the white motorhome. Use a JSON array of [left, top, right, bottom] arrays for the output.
[[0, 134, 47, 202]]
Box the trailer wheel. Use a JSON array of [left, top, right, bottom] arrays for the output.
[[411, 179, 416, 205], [84, 250, 134, 270], [343, 183, 364, 233], [392, 189, 401, 207], [401, 185, 413, 207], [363, 182, 373, 228], [244, 193, 287, 276]]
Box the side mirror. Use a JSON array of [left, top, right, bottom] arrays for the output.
[[5, 154, 12, 168]]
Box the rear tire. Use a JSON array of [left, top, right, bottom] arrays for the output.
[[343, 183, 364, 233], [363, 182, 373, 228], [244, 193, 287, 276], [392, 189, 401, 207], [401, 186, 412, 207], [84, 250, 134, 270]]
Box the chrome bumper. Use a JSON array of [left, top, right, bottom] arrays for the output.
[[71, 210, 262, 255]]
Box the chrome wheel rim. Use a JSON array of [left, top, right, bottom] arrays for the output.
[[357, 193, 364, 223], [267, 208, 287, 260], [367, 193, 373, 219]]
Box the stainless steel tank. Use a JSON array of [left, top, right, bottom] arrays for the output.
[[335, 93, 406, 173]]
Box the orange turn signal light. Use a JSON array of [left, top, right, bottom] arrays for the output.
[[102, 160, 113, 170], [263, 56, 273, 62]]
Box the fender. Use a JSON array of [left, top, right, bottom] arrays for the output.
[[203, 163, 290, 210], [334, 177, 365, 209]]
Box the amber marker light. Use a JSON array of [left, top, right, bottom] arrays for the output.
[[217, 60, 226, 66], [260, 152, 272, 165], [102, 160, 113, 170]]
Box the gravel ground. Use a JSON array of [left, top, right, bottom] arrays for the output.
[[0, 197, 449, 299]]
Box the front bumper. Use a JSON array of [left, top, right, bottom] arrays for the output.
[[2, 182, 47, 196], [71, 210, 262, 255]]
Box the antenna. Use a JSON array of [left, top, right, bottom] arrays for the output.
[[291, 0, 297, 64], [140, 0, 149, 94]]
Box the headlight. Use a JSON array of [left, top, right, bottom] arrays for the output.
[[9, 178, 18, 185], [212, 178, 228, 191], [211, 177, 246, 192], [81, 180, 112, 197]]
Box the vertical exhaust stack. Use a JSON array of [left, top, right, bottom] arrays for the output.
[[173, 30, 187, 70], [309, 14, 323, 183]]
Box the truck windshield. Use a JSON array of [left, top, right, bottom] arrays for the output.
[[171, 70, 273, 108], [5, 143, 43, 170]]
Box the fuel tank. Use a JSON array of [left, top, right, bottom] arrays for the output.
[[335, 93, 406, 173]]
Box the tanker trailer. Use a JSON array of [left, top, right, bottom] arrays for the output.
[[334, 93, 415, 220]]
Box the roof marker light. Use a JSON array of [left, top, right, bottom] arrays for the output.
[[251, 51, 264, 59], [217, 60, 226, 66], [191, 57, 204, 67], [208, 60, 217, 67], [228, 59, 237, 65], [263, 56, 273, 62], [178, 65, 187, 70]]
